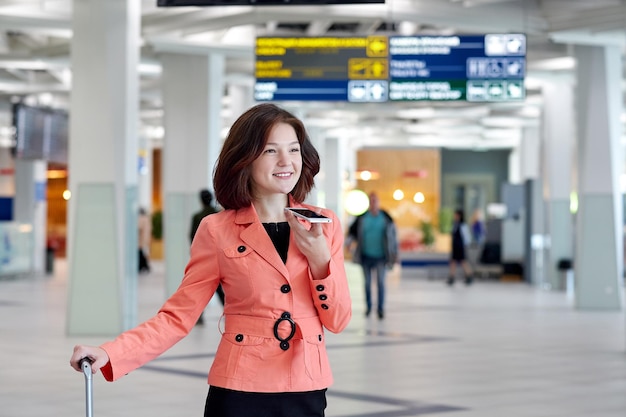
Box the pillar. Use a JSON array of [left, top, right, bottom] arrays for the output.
[[513, 125, 545, 286], [542, 77, 575, 290], [323, 136, 345, 220], [227, 82, 254, 125], [13, 159, 47, 273], [519, 126, 541, 182], [573, 44, 624, 310], [67, 0, 140, 335], [307, 125, 324, 207], [138, 133, 153, 213], [160, 52, 224, 296]]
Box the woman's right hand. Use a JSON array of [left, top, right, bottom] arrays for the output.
[[70, 345, 109, 374]]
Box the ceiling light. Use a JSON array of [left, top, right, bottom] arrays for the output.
[[516, 105, 541, 118], [0, 60, 52, 70], [434, 106, 490, 119], [431, 118, 474, 126], [524, 76, 544, 90], [140, 109, 164, 119], [306, 118, 349, 128], [396, 107, 435, 119], [393, 189, 404, 201], [482, 129, 521, 140], [398, 21, 418, 35], [345, 189, 369, 216], [414, 192, 425, 204], [138, 62, 162, 75], [356, 170, 380, 181], [38, 93, 53, 106], [403, 124, 437, 134], [403, 123, 484, 134], [48, 170, 67, 179], [528, 56, 576, 71], [481, 116, 526, 128]]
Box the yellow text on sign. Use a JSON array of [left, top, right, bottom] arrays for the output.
[[348, 58, 388, 79], [367, 36, 388, 57]]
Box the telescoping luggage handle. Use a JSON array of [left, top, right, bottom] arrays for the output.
[[80, 358, 94, 417]]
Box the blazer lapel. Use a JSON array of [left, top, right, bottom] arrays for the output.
[[236, 206, 289, 279]]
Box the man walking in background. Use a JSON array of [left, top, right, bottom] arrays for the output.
[[348, 192, 398, 319], [138, 207, 152, 274], [190, 189, 223, 325]]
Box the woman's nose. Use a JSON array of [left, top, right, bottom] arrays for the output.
[[277, 150, 289, 164]]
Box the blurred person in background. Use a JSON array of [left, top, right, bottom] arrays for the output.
[[447, 208, 473, 286], [470, 208, 485, 244], [138, 207, 151, 274], [190, 188, 223, 325], [347, 191, 398, 319]]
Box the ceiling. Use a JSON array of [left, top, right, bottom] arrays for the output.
[[0, 0, 625, 151]]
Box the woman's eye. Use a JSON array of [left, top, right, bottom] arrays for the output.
[[264, 148, 276, 154], [290, 147, 301, 153]]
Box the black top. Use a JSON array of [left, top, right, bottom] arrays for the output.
[[451, 221, 466, 261], [262, 222, 290, 264]]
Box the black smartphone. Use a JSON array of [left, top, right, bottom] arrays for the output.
[[285, 208, 332, 223]]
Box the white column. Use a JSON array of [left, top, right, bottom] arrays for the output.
[[13, 159, 47, 272], [508, 146, 521, 185], [574, 44, 624, 310], [324, 136, 345, 220], [67, 0, 140, 335], [515, 125, 544, 286], [227, 82, 254, 126], [161, 52, 225, 296], [138, 133, 153, 212], [541, 77, 575, 290], [207, 54, 225, 182], [343, 140, 360, 227], [519, 126, 541, 181], [307, 126, 324, 207]]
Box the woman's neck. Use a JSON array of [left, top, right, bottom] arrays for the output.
[[253, 196, 289, 223]]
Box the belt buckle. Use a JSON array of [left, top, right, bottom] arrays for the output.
[[273, 312, 296, 351]]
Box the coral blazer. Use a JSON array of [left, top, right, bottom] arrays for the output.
[[100, 200, 352, 393]]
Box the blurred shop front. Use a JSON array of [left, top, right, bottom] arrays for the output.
[[352, 147, 515, 280]]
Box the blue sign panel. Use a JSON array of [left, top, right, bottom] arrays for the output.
[[388, 34, 526, 101], [255, 80, 350, 101]]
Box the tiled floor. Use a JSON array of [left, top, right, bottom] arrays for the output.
[[1, 259, 626, 417]]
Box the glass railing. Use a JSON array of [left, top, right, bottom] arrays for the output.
[[0, 222, 34, 276]]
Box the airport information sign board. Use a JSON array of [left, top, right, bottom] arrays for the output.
[[254, 34, 525, 102], [388, 34, 526, 101], [255, 36, 389, 101]]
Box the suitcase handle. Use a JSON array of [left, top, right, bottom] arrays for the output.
[[79, 358, 93, 417], [80, 357, 93, 380]]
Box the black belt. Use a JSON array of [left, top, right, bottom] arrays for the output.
[[273, 311, 296, 351]]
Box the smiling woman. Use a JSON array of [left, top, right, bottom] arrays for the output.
[[69, 103, 352, 417]]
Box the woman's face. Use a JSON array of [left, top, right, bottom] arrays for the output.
[[250, 122, 302, 199]]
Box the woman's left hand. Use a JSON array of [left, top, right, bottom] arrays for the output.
[[284, 209, 331, 279]]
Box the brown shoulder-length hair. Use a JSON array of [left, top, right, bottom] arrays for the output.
[[213, 103, 320, 210]]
